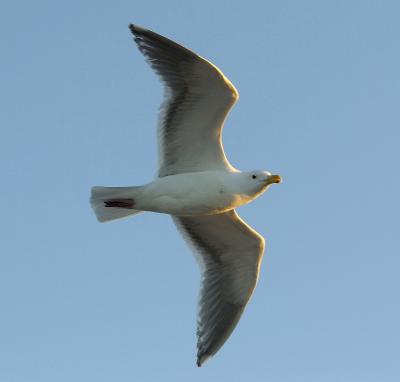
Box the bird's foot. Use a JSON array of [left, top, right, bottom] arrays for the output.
[[104, 198, 135, 209]]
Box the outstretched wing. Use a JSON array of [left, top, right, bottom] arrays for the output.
[[129, 25, 239, 177], [173, 210, 265, 366]]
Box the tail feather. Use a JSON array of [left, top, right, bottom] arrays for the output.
[[91, 186, 143, 223]]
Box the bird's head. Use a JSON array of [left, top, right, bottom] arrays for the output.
[[237, 170, 282, 198]]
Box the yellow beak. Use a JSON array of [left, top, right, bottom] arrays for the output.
[[264, 174, 282, 185]]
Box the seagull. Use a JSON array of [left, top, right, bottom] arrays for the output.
[[91, 24, 282, 366]]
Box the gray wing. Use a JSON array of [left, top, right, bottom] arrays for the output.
[[129, 25, 239, 177], [173, 210, 265, 366]]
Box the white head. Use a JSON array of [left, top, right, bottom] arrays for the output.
[[232, 170, 282, 199]]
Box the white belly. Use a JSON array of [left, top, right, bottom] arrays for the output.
[[136, 171, 247, 216]]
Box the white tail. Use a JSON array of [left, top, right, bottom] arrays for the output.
[[90, 186, 143, 223]]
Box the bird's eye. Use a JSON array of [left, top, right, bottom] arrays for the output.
[[252, 175, 257, 179]]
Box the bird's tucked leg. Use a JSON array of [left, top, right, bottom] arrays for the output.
[[104, 198, 135, 209]]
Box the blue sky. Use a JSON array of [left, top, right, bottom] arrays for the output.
[[1, 1, 399, 381]]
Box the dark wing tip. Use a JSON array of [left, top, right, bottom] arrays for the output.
[[128, 24, 144, 36], [128, 24, 146, 44], [196, 301, 246, 367], [128, 23, 198, 61], [196, 352, 210, 367]]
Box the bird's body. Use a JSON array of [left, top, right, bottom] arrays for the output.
[[136, 170, 243, 215], [95, 170, 279, 216], [90, 24, 281, 366]]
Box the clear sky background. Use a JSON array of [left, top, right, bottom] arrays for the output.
[[1, 1, 399, 381]]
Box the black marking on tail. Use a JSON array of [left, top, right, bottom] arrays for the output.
[[104, 198, 135, 209]]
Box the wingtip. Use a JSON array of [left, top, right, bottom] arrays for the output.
[[196, 352, 210, 367], [129, 24, 145, 36]]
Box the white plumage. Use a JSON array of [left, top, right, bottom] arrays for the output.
[[91, 24, 281, 366]]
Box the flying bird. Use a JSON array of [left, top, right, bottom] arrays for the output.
[[91, 24, 281, 366]]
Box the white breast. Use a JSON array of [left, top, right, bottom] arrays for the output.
[[136, 171, 241, 216]]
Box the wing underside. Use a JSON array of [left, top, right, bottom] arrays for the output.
[[173, 210, 265, 366], [129, 24, 239, 177]]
